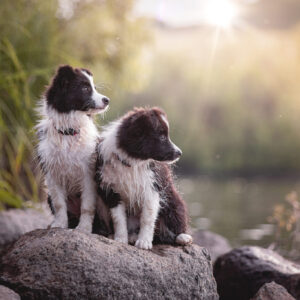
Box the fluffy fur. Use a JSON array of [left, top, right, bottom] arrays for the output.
[[36, 65, 110, 233], [95, 107, 193, 249]]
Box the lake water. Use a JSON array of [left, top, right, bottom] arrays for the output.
[[178, 176, 300, 247]]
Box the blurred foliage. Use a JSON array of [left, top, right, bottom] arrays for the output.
[[2, 0, 300, 217], [268, 191, 300, 262], [120, 25, 300, 176], [0, 0, 148, 209]]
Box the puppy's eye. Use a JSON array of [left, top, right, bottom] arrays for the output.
[[160, 135, 167, 142], [82, 86, 90, 92]]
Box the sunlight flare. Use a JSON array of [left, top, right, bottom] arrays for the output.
[[204, 0, 239, 28]]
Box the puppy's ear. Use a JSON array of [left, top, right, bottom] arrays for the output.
[[152, 107, 166, 116], [45, 65, 75, 104], [81, 68, 93, 76], [57, 65, 74, 76], [129, 113, 141, 123], [56, 65, 75, 89], [132, 114, 152, 136]]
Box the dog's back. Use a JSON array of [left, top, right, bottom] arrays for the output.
[[149, 161, 189, 244]]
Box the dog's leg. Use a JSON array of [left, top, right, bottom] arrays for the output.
[[76, 170, 96, 233], [135, 191, 160, 250], [157, 190, 193, 246], [46, 176, 68, 229], [111, 202, 128, 244]]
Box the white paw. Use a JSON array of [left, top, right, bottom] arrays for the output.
[[50, 217, 68, 229], [75, 222, 92, 233], [135, 239, 153, 250], [128, 233, 138, 245], [176, 233, 193, 245], [114, 234, 128, 244]]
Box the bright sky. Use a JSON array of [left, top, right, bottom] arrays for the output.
[[134, 0, 208, 27], [134, 0, 259, 28]]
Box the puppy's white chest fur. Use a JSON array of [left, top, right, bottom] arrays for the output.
[[101, 158, 154, 209], [41, 136, 91, 182], [37, 109, 98, 192]]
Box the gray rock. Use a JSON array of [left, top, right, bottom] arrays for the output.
[[0, 205, 53, 251], [0, 228, 219, 300], [214, 246, 300, 300], [250, 281, 296, 300], [192, 230, 231, 262], [0, 285, 20, 300]]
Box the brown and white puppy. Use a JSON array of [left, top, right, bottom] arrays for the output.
[[36, 65, 109, 233], [95, 107, 193, 249]]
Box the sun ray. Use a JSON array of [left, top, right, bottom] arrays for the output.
[[205, 27, 221, 90], [204, 0, 239, 29]]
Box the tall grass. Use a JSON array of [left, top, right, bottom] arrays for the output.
[[0, 1, 62, 208], [0, 0, 147, 209]]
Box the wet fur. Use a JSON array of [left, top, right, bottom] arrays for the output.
[[36, 65, 110, 233], [95, 107, 192, 249]]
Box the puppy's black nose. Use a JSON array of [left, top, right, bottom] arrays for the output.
[[102, 97, 110, 105], [176, 149, 182, 157]]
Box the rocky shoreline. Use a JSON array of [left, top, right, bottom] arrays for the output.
[[0, 208, 299, 299]]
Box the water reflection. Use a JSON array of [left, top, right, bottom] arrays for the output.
[[179, 176, 300, 247], [240, 225, 274, 241]]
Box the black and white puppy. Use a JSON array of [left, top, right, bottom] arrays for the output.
[[95, 107, 193, 249], [36, 65, 109, 233]]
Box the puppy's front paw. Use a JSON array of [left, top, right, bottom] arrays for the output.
[[75, 222, 92, 233], [50, 217, 68, 229], [135, 238, 153, 250], [114, 234, 128, 244], [176, 233, 193, 245]]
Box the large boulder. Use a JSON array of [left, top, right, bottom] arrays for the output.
[[250, 281, 295, 300], [192, 230, 231, 262], [0, 228, 218, 300], [0, 285, 20, 300], [214, 246, 300, 300], [0, 205, 53, 252]]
